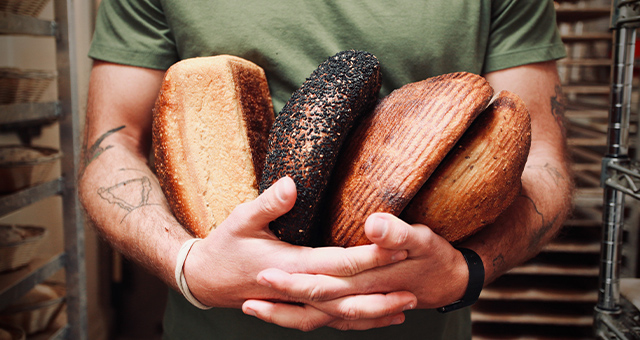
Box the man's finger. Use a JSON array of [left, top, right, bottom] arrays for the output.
[[364, 213, 439, 256], [226, 176, 297, 233], [242, 299, 407, 332], [298, 244, 407, 276], [255, 268, 417, 309]]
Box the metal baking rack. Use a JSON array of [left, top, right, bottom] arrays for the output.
[[594, 0, 640, 338], [0, 0, 87, 339]]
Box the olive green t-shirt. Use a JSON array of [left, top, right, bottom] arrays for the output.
[[89, 0, 565, 114], [89, 1, 566, 339]]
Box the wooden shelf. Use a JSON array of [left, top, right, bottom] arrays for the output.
[[558, 58, 612, 67], [472, 310, 594, 326], [0, 102, 61, 128], [0, 179, 62, 217], [562, 32, 612, 43], [0, 12, 56, 36], [556, 7, 611, 22], [480, 286, 598, 303], [507, 263, 599, 277], [562, 84, 610, 95]]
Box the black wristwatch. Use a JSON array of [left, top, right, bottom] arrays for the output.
[[437, 247, 485, 313]]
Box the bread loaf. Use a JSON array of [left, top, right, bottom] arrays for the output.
[[153, 55, 274, 238], [325, 72, 494, 247], [401, 90, 531, 242], [260, 50, 382, 246]]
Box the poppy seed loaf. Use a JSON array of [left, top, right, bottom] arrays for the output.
[[153, 55, 274, 238], [259, 50, 382, 246]]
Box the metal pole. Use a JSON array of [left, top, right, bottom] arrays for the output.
[[597, 23, 635, 313], [55, 0, 88, 338]]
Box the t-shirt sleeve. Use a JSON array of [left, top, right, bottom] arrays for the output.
[[482, 0, 567, 74], [88, 0, 179, 70]]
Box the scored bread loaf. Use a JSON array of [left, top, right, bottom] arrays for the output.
[[153, 55, 274, 238], [401, 90, 531, 242], [260, 50, 382, 246], [325, 72, 494, 247]]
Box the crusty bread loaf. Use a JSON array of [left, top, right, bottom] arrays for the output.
[[153, 55, 274, 238], [260, 50, 382, 246], [401, 91, 531, 242], [325, 72, 494, 247]]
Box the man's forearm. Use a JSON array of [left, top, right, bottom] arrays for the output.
[[459, 149, 573, 284], [78, 126, 191, 289]]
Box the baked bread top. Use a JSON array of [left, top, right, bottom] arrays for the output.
[[325, 72, 494, 247], [401, 90, 532, 243]]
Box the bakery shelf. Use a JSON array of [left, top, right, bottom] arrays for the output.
[[543, 240, 601, 254], [556, 7, 612, 22], [0, 178, 62, 217], [480, 286, 598, 303], [562, 32, 613, 43], [558, 58, 612, 67], [0, 102, 61, 127], [472, 310, 594, 326], [0, 0, 87, 338], [0, 253, 65, 310], [506, 263, 600, 277], [0, 11, 55, 36], [562, 84, 611, 95]]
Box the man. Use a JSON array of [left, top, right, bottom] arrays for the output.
[[79, 1, 573, 338]]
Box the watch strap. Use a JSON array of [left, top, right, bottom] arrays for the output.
[[437, 247, 484, 313]]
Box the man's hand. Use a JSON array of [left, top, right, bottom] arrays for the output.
[[184, 177, 417, 331], [243, 212, 468, 312]]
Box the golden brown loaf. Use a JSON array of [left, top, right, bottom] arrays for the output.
[[260, 50, 382, 246], [325, 72, 494, 247], [401, 90, 531, 243], [153, 55, 274, 238]]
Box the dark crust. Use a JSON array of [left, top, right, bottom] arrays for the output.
[[325, 72, 494, 247], [231, 59, 275, 182], [259, 50, 382, 246]]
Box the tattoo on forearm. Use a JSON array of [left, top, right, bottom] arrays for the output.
[[521, 194, 560, 251], [492, 254, 505, 271], [97, 176, 159, 222], [526, 163, 565, 185], [550, 85, 567, 137], [79, 125, 126, 179]]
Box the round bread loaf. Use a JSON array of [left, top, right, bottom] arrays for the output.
[[401, 90, 531, 242], [260, 50, 382, 246], [324, 72, 494, 247], [153, 55, 274, 238]]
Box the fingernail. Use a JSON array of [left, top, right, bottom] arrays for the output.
[[403, 302, 415, 311], [391, 315, 405, 325], [275, 178, 287, 202], [275, 177, 295, 202], [257, 275, 272, 288], [391, 250, 407, 262], [244, 307, 257, 317], [370, 217, 387, 238]]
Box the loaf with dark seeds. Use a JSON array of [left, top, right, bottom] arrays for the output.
[[260, 50, 382, 246]]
